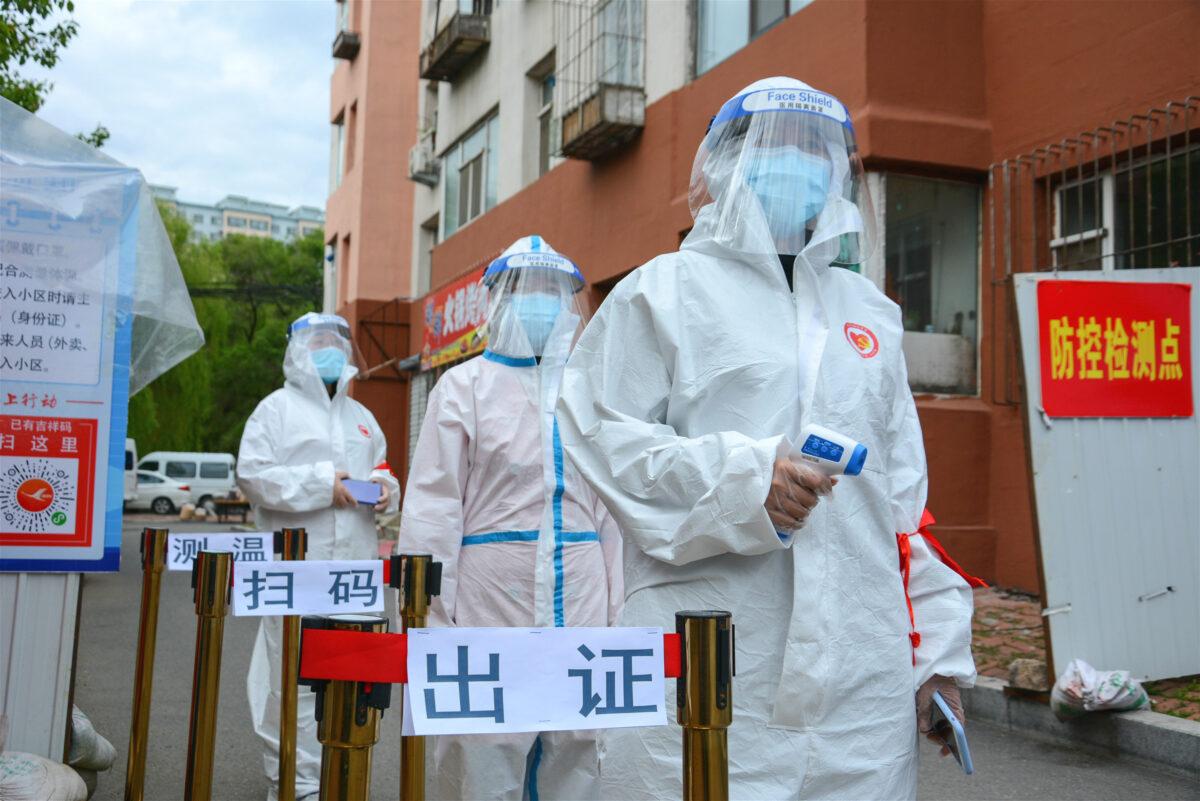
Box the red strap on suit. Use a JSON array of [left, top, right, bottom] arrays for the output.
[[896, 509, 987, 664]]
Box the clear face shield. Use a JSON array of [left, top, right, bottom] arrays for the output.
[[286, 314, 364, 386], [689, 82, 878, 266], [483, 240, 589, 364]]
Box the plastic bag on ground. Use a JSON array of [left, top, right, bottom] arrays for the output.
[[1050, 658, 1151, 721], [0, 751, 88, 801], [67, 707, 116, 772]]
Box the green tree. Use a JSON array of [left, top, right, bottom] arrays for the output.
[[128, 207, 325, 456], [0, 0, 78, 112]]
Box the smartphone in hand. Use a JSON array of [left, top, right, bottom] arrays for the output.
[[341, 478, 382, 507], [931, 690, 974, 775]]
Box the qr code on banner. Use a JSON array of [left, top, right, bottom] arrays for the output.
[[0, 416, 95, 547]]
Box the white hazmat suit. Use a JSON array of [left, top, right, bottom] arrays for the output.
[[557, 78, 979, 800], [399, 236, 622, 801], [237, 312, 400, 801]]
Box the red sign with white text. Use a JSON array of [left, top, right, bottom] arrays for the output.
[[0, 415, 98, 547], [1038, 280, 1192, 417], [421, 267, 488, 370]]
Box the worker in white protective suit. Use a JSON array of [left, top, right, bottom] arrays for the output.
[[237, 312, 400, 801], [557, 77, 984, 800], [399, 235, 622, 801]]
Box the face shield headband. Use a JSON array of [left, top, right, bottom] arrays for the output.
[[690, 86, 877, 267]]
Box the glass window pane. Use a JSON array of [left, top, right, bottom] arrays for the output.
[[443, 144, 460, 235], [1113, 148, 1200, 269], [200, 463, 229, 479], [885, 175, 981, 394], [485, 115, 499, 210], [751, 0, 787, 35], [539, 112, 552, 176], [542, 74, 555, 108], [697, 0, 749, 75], [462, 124, 485, 162], [1059, 180, 1102, 236], [458, 162, 471, 224], [165, 461, 197, 479], [141, 461, 158, 472]]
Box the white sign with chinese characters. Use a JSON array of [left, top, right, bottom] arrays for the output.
[[166, 532, 270, 571], [407, 627, 667, 736], [0, 163, 138, 572], [231, 559, 384, 617]]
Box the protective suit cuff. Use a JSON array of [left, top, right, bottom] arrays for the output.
[[314, 461, 337, 503]]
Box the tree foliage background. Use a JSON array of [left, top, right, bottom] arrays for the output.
[[2, 0, 108, 144], [127, 205, 324, 455]]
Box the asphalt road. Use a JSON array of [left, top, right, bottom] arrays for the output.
[[73, 519, 1199, 801]]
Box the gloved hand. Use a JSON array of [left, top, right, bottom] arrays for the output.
[[917, 675, 964, 756], [764, 457, 834, 531], [371, 479, 390, 512], [332, 471, 357, 509]]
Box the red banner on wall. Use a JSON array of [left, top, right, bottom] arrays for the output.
[[421, 267, 488, 370], [1037, 280, 1192, 417]]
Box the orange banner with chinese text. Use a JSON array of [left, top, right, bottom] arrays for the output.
[[1038, 280, 1192, 417]]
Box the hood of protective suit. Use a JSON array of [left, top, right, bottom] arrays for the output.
[[685, 77, 876, 270], [283, 312, 360, 398]]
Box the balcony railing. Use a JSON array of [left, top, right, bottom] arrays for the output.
[[560, 83, 644, 160], [419, 10, 490, 82]]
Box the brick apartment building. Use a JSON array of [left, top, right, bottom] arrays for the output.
[[324, 0, 1199, 591]]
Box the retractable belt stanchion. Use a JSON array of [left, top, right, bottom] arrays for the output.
[[124, 527, 168, 801], [390, 554, 443, 801], [277, 528, 308, 801], [185, 551, 233, 801], [676, 610, 734, 801], [301, 614, 391, 801]]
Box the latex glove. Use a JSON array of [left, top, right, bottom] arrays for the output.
[[371, 480, 390, 512], [764, 457, 835, 531], [917, 674, 964, 757], [332, 471, 357, 509]]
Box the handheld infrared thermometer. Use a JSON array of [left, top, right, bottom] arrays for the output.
[[794, 424, 867, 477]]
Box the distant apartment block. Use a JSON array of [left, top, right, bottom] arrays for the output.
[[151, 185, 325, 244]]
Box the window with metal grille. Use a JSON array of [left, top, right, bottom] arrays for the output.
[[988, 97, 1198, 404]]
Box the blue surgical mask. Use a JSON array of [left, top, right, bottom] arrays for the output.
[[511, 293, 561, 355], [745, 146, 831, 241], [310, 347, 348, 383]]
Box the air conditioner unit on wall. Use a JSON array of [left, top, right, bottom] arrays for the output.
[[408, 139, 440, 187]]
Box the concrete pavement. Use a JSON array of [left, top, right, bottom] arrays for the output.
[[72, 519, 1199, 800]]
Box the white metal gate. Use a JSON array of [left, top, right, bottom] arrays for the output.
[[1014, 267, 1200, 681]]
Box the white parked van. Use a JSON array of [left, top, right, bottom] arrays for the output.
[[125, 438, 138, 503], [137, 451, 236, 509]]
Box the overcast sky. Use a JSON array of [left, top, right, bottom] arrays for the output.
[[26, 0, 334, 210]]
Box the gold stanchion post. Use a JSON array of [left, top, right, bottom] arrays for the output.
[[391, 554, 442, 801], [304, 614, 391, 801], [676, 610, 734, 801], [277, 528, 308, 801], [124, 527, 169, 801], [184, 551, 233, 801]]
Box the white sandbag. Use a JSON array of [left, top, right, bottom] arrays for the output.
[[1050, 658, 1151, 721], [0, 751, 88, 801], [68, 706, 116, 772]]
